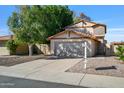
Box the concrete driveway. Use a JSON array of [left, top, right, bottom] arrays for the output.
[[0, 58, 84, 86]]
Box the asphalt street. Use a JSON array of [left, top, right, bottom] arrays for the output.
[[0, 75, 85, 88]]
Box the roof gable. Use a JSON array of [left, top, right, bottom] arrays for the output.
[[48, 30, 81, 40], [64, 20, 106, 29], [48, 30, 99, 42]]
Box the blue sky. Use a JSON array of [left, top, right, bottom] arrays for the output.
[[0, 5, 124, 43]]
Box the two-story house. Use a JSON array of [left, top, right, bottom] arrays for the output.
[[48, 20, 107, 57], [0, 20, 107, 57]]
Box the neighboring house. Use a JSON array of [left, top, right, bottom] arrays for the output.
[[0, 35, 50, 56], [0, 35, 12, 55], [48, 20, 107, 57], [111, 42, 124, 55], [0, 35, 29, 55]]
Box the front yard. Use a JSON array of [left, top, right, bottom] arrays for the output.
[[1, 55, 124, 78], [66, 56, 124, 78], [0, 55, 47, 66]]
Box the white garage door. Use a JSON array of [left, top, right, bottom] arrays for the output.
[[55, 42, 85, 57]]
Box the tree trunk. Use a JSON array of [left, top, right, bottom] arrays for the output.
[[28, 44, 33, 56]]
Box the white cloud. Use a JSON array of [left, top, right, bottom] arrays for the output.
[[106, 34, 124, 36], [108, 28, 124, 31]]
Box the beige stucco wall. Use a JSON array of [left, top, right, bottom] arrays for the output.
[[94, 26, 105, 37], [0, 41, 10, 55], [110, 45, 120, 56], [0, 47, 10, 55], [90, 39, 98, 56], [105, 43, 111, 56], [35, 44, 50, 55], [113, 45, 119, 53], [55, 32, 69, 38], [16, 44, 51, 55], [54, 31, 82, 39]]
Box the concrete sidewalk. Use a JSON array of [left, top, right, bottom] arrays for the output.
[[0, 58, 124, 88]]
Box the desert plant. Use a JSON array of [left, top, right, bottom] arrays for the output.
[[116, 45, 124, 62], [6, 40, 18, 54]]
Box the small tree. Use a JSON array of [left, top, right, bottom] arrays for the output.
[[116, 45, 124, 62], [6, 40, 18, 55]]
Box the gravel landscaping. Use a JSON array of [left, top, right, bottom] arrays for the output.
[[66, 56, 124, 78], [0, 55, 47, 66]]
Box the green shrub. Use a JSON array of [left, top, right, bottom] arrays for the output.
[[116, 45, 124, 62], [6, 40, 18, 54]]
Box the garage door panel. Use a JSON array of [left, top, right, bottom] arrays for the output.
[[55, 42, 85, 57]]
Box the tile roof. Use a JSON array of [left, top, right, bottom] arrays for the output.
[[111, 42, 124, 45], [0, 35, 13, 41]]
